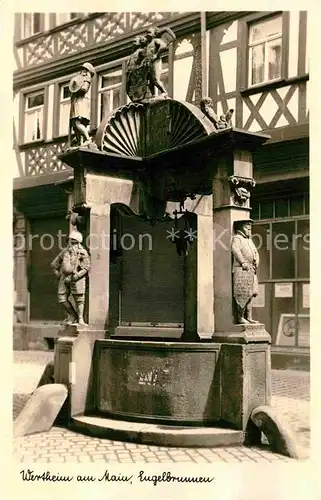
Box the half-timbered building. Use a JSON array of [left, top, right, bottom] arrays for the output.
[[13, 11, 309, 366]]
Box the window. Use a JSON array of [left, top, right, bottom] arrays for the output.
[[290, 195, 304, 217], [252, 218, 310, 347], [98, 68, 123, 121], [248, 15, 282, 86], [157, 59, 169, 96], [275, 197, 289, 218], [252, 194, 308, 220], [23, 13, 42, 38], [173, 38, 194, 101], [56, 13, 78, 26], [297, 219, 309, 279], [271, 221, 295, 279], [24, 91, 45, 143], [58, 84, 71, 136], [260, 199, 274, 219]]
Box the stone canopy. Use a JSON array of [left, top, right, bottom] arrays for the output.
[[60, 98, 268, 204]]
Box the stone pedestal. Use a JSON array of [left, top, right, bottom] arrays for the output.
[[218, 341, 271, 430], [54, 329, 104, 420]]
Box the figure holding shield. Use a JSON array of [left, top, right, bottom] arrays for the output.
[[231, 219, 260, 324], [68, 62, 95, 147]]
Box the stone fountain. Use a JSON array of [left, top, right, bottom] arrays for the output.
[[53, 26, 272, 447]]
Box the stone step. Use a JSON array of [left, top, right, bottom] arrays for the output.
[[71, 415, 244, 447]]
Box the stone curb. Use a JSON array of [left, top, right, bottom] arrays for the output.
[[71, 415, 245, 448]]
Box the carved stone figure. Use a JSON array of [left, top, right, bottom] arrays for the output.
[[66, 209, 85, 227], [229, 175, 256, 206], [145, 27, 176, 97], [68, 62, 95, 148], [200, 97, 234, 129], [231, 219, 259, 324], [51, 230, 90, 327], [125, 26, 176, 102], [126, 35, 149, 102]]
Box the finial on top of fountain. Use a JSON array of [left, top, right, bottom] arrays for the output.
[[126, 25, 176, 102]]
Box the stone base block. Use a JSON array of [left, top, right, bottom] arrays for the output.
[[54, 328, 105, 421], [219, 342, 271, 430], [214, 323, 271, 344], [92, 339, 270, 431], [14, 384, 68, 438], [54, 336, 271, 433]]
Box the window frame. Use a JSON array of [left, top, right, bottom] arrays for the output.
[[248, 15, 283, 87], [21, 87, 48, 145], [57, 82, 72, 138], [22, 13, 45, 39], [54, 13, 80, 28], [97, 65, 124, 124], [252, 216, 309, 348], [251, 192, 309, 221], [238, 11, 289, 93], [52, 78, 72, 139], [173, 36, 195, 102]]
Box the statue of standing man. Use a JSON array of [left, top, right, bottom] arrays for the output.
[[231, 219, 259, 324], [68, 62, 96, 148], [51, 230, 90, 327]]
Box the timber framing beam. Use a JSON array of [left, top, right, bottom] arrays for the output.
[[13, 11, 251, 91]]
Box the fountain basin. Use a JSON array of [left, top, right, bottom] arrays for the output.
[[94, 339, 220, 425]]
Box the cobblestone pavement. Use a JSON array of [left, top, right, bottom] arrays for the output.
[[13, 351, 310, 463]]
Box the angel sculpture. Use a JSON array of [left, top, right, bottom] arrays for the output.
[[125, 26, 176, 102], [145, 26, 176, 97], [200, 97, 234, 130]]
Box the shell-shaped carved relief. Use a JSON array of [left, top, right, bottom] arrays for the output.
[[95, 99, 215, 158], [95, 102, 144, 157]]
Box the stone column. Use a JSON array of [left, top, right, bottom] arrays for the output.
[[183, 196, 214, 340], [13, 213, 29, 349], [54, 171, 128, 420], [210, 148, 271, 433], [14, 213, 29, 318], [85, 202, 111, 329], [65, 169, 135, 332], [212, 149, 270, 340]]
